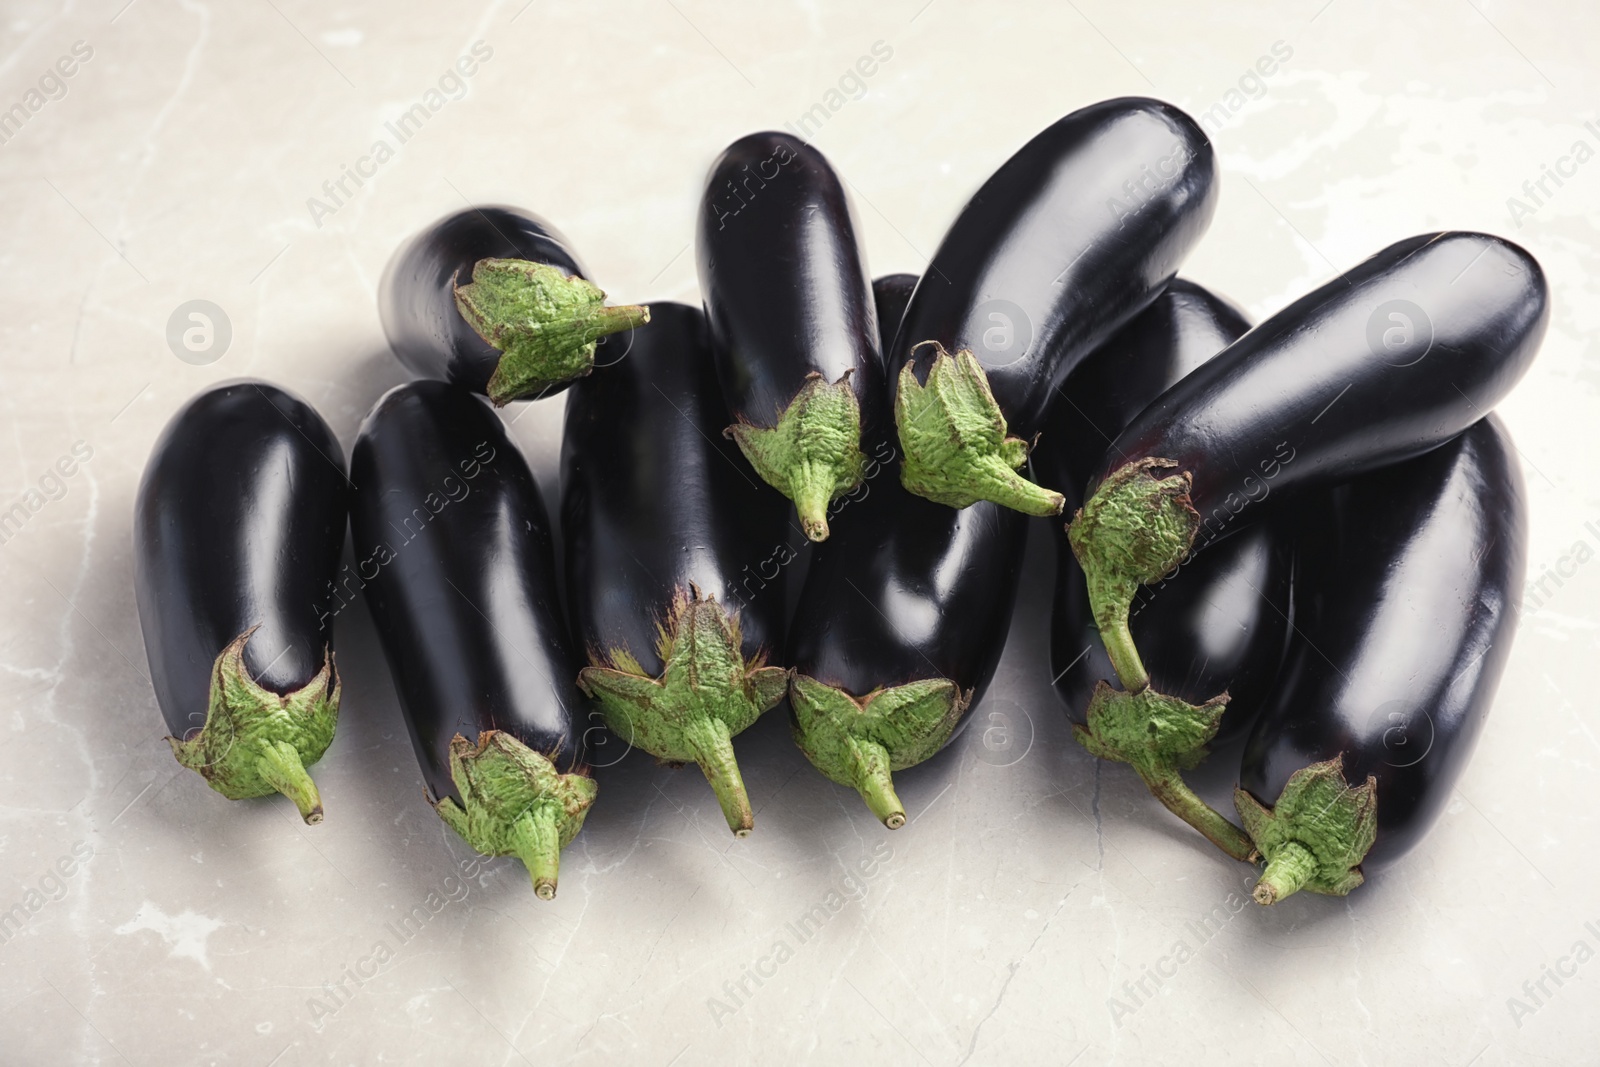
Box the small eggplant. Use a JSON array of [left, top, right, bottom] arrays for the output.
[[890, 97, 1217, 516], [379, 205, 649, 405], [1041, 280, 1291, 744], [1069, 231, 1548, 695], [697, 132, 881, 542], [783, 274, 1029, 828], [134, 380, 346, 823], [1235, 417, 1526, 905], [349, 381, 595, 899], [561, 303, 791, 837]]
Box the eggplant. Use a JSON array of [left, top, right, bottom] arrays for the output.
[[379, 205, 648, 405], [134, 380, 346, 823], [561, 303, 791, 837], [697, 132, 881, 542], [890, 97, 1217, 517], [349, 381, 595, 899], [1069, 231, 1548, 696], [1039, 281, 1300, 860], [1041, 280, 1291, 744], [1235, 417, 1525, 904], [783, 274, 1029, 828]]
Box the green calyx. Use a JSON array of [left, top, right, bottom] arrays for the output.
[[894, 341, 1064, 517], [168, 628, 340, 825], [578, 587, 788, 836], [789, 674, 969, 829], [1067, 457, 1200, 692], [1074, 681, 1256, 862], [1235, 756, 1378, 905], [452, 257, 650, 405], [433, 731, 598, 901], [726, 370, 864, 542]]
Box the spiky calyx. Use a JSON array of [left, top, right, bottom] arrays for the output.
[[789, 674, 969, 828], [1074, 681, 1256, 862], [1066, 457, 1200, 692], [577, 587, 788, 836], [167, 628, 340, 825], [727, 370, 864, 542], [433, 731, 598, 900], [452, 257, 650, 405], [894, 342, 1064, 517], [1235, 756, 1378, 905]]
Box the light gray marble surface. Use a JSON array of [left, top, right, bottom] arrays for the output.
[[2, 1, 1597, 1064]]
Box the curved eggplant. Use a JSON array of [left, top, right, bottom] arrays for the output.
[[697, 132, 881, 542], [1235, 417, 1526, 904], [134, 380, 346, 823], [1069, 231, 1548, 694], [349, 381, 595, 899], [1041, 280, 1291, 743], [379, 205, 648, 405], [784, 276, 1029, 828], [890, 97, 1217, 516], [561, 303, 791, 837]]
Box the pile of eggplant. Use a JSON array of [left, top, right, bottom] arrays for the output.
[[134, 96, 1547, 906]]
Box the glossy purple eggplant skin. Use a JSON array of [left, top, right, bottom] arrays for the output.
[[697, 132, 882, 434], [891, 97, 1217, 436], [1093, 232, 1549, 554], [379, 206, 587, 397], [1039, 281, 1291, 741], [1239, 417, 1526, 871], [872, 273, 918, 347], [135, 380, 347, 738], [349, 382, 586, 800], [561, 303, 792, 670], [786, 273, 1027, 713]]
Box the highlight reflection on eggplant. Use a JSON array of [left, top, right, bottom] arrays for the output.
[[134, 380, 346, 824], [562, 303, 791, 837], [380, 205, 648, 405], [698, 131, 881, 542], [784, 274, 1029, 828], [1235, 417, 1526, 905], [350, 381, 595, 899], [890, 97, 1217, 516]]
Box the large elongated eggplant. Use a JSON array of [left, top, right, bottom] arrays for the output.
[[561, 303, 791, 837], [380, 205, 648, 405], [890, 97, 1217, 516], [1069, 232, 1548, 694], [134, 380, 346, 823], [1041, 280, 1291, 744], [350, 381, 595, 899], [1235, 417, 1526, 904], [697, 132, 881, 542], [784, 274, 1029, 828]]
